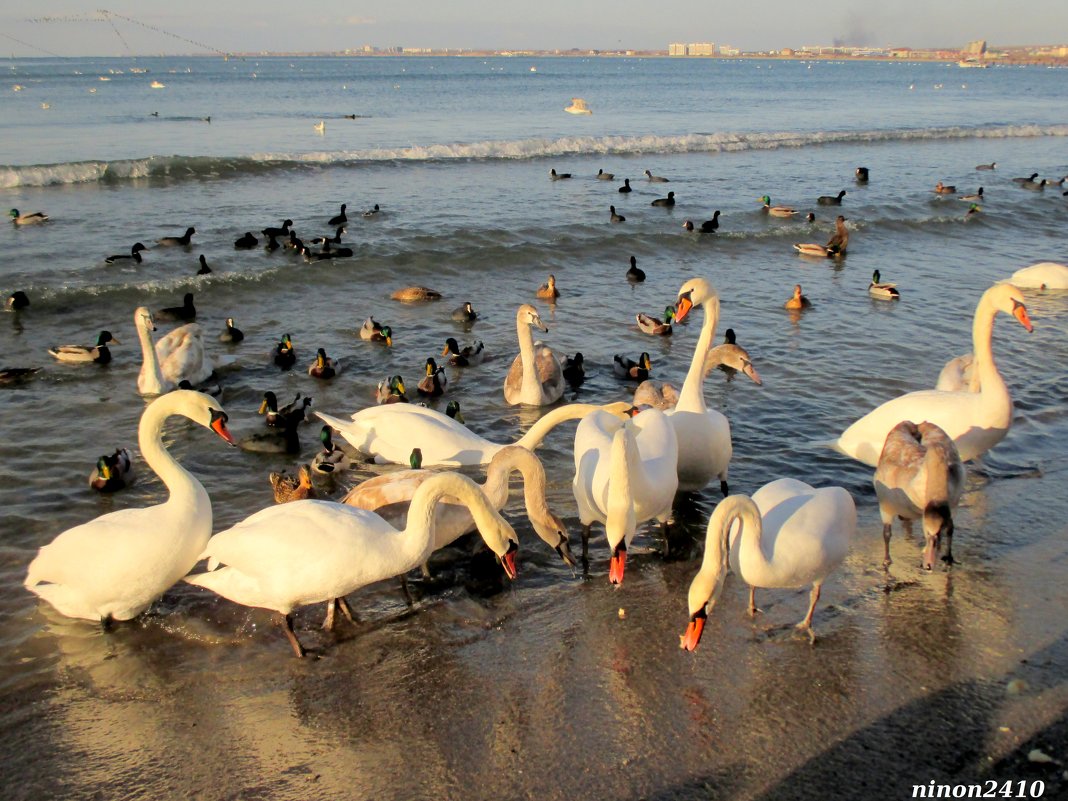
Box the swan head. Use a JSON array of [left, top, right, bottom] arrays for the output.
[[674, 277, 718, 323], [921, 503, 954, 571], [706, 344, 762, 385], [165, 390, 236, 445], [517, 303, 548, 333], [986, 284, 1033, 332], [135, 306, 156, 332]]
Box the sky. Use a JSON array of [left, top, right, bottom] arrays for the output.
[[2, 1, 1067, 57]]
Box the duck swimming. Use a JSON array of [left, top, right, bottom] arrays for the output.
[[274, 333, 296, 369], [759, 195, 797, 217], [156, 293, 196, 322], [308, 347, 341, 380], [626, 256, 646, 283], [219, 318, 244, 343], [636, 306, 674, 335], [327, 203, 347, 226], [651, 191, 675, 207], [618, 179, 632, 193], [868, 270, 900, 300], [10, 208, 49, 225], [234, 231, 258, 249], [817, 190, 846, 205], [49, 330, 119, 364], [536, 274, 560, 300], [550, 169, 572, 180], [610, 205, 626, 223], [89, 448, 135, 493], [644, 170, 669, 182], [359, 317, 393, 346], [157, 227, 196, 246], [105, 243, 146, 264], [451, 302, 478, 322], [784, 284, 812, 310], [442, 337, 485, 367]]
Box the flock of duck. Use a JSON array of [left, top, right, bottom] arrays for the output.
[[11, 168, 1068, 659]]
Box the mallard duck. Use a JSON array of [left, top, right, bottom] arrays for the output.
[[0, 366, 40, 383], [359, 317, 393, 346], [49, 330, 119, 364], [6, 291, 30, 310], [596, 169, 614, 180], [328, 203, 347, 226], [636, 306, 674, 335], [156, 293, 196, 322], [536, 274, 559, 300], [959, 187, 984, 202], [817, 190, 846, 205], [651, 191, 675, 207], [933, 181, 956, 194], [966, 203, 982, 217], [975, 162, 996, 171], [157, 226, 196, 246], [442, 337, 485, 367], [308, 347, 341, 380], [269, 464, 317, 503], [610, 205, 626, 223], [784, 284, 812, 310], [234, 231, 258, 249], [825, 214, 849, 255], [855, 167, 869, 182], [613, 352, 652, 381], [451, 302, 478, 322], [417, 358, 447, 397], [444, 400, 465, 423], [868, 270, 900, 300], [274, 333, 296, 369], [9, 208, 49, 225], [376, 375, 408, 404], [562, 353, 585, 386], [311, 426, 351, 474], [105, 243, 146, 264], [262, 219, 292, 238], [550, 168, 572, 180], [759, 195, 797, 217], [644, 169, 669, 182], [618, 179, 632, 193], [391, 286, 442, 303], [309, 226, 345, 246], [89, 448, 135, 493], [259, 391, 302, 427], [626, 256, 646, 283], [219, 317, 244, 343], [362, 204, 381, 217]]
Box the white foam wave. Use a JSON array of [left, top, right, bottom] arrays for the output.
[[4, 124, 1067, 187]]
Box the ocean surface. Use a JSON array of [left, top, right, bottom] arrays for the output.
[[2, 55, 1067, 799]]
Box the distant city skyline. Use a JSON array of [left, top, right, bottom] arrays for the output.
[[2, 1, 1067, 57]]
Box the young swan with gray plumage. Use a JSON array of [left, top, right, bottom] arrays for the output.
[[874, 421, 965, 570]]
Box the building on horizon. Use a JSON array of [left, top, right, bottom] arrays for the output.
[[963, 40, 987, 57], [669, 42, 715, 56]]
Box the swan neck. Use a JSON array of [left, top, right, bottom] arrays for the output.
[[515, 404, 599, 451], [138, 394, 207, 513], [691, 496, 761, 612], [605, 428, 638, 548], [517, 314, 541, 402], [678, 296, 719, 411], [485, 446, 548, 517], [971, 293, 1007, 397], [404, 473, 510, 564], [137, 314, 166, 395]]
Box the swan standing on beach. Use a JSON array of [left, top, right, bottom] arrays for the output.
[[680, 479, 856, 650], [341, 444, 574, 570], [24, 391, 236, 622], [874, 421, 965, 569], [184, 472, 519, 657], [504, 304, 565, 406], [572, 409, 678, 583], [135, 306, 212, 395], [316, 401, 631, 467], [835, 283, 1033, 466]]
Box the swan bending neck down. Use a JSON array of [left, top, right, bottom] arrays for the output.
[[184, 472, 519, 657], [874, 421, 965, 569], [835, 283, 1033, 467], [316, 401, 631, 467], [24, 391, 235, 621], [504, 304, 564, 406], [666, 277, 735, 493], [680, 478, 856, 650], [572, 408, 678, 583], [341, 444, 574, 572]]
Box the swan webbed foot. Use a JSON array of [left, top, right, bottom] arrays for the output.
[[795, 621, 817, 645], [278, 612, 306, 658]]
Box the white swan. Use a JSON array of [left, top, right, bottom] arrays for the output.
[[665, 277, 736, 494], [572, 408, 678, 583], [24, 390, 236, 621], [316, 401, 631, 467], [680, 478, 856, 649], [874, 421, 965, 569], [504, 304, 565, 406], [340, 444, 574, 568], [184, 472, 519, 657], [1008, 261, 1068, 290], [135, 306, 211, 395], [835, 283, 1033, 466]]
